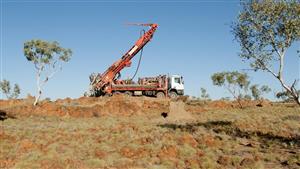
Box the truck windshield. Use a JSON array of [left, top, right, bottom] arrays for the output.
[[174, 77, 181, 84]]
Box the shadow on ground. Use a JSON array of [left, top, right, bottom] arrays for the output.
[[0, 110, 16, 121], [158, 120, 300, 148]]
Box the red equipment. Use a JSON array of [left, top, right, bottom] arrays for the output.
[[88, 23, 158, 96]]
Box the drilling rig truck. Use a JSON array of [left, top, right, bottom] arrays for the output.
[[87, 23, 184, 98]]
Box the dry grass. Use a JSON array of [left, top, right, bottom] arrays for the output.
[[0, 101, 299, 168]]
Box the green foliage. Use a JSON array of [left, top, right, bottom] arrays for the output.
[[250, 84, 271, 100], [233, 0, 300, 70], [232, 0, 300, 105], [24, 39, 72, 105], [211, 71, 250, 95], [24, 40, 72, 64], [276, 90, 300, 102], [13, 84, 21, 98], [200, 87, 210, 100], [250, 85, 260, 100], [211, 71, 251, 108], [0, 79, 21, 99], [211, 71, 250, 89], [220, 97, 231, 101], [243, 94, 252, 100], [0, 79, 10, 96], [261, 85, 271, 93]]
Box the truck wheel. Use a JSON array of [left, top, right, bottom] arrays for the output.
[[113, 91, 121, 95], [124, 91, 132, 96], [104, 93, 111, 97], [169, 91, 178, 99], [156, 92, 165, 98]]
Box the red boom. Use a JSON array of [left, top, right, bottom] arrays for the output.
[[90, 23, 158, 95]]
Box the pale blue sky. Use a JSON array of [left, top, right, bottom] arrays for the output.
[[1, 0, 299, 100]]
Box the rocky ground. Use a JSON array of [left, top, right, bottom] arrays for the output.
[[0, 96, 299, 169]]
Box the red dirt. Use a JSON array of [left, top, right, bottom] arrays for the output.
[[18, 139, 36, 153], [202, 134, 220, 147], [179, 134, 198, 148], [94, 149, 107, 159], [120, 147, 148, 159], [0, 96, 272, 118], [1, 96, 169, 118], [1, 97, 297, 169], [0, 159, 15, 169], [158, 145, 178, 159]]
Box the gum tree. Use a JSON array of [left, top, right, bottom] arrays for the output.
[[276, 89, 300, 102], [0, 79, 20, 99], [24, 40, 72, 105], [250, 84, 271, 100], [211, 71, 250, 108], [232, 0, 300, 105], [200, 87, 210, 100]]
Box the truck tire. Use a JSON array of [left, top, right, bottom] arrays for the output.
[[104, 93, 111, 97], [156, 91, 165, 98], [113, 91, 121, 95], [124, 91, 132, 96], [169, 91, 178, 99]]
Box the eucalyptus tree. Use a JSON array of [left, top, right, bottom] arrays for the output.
[[211, 71, 250, 108], [200, 87, 210, 100], [232, 0, 300, 105], [0, 79, 20, 99], [24, 40, 72, 105], [250, 84, 271, 100]]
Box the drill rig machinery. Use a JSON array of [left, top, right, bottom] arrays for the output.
[[87, 23, 184, 98]]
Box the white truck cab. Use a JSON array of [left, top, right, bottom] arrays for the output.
[[168, 75, 184, 98]]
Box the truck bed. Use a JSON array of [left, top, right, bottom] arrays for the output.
[[112, 84, 158, 89]]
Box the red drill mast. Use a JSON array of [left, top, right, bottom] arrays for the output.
[[89, 23, 158, 96]]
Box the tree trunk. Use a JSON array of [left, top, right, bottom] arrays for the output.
[[226, 86, 243, 109], [295, 97, 300, 106], [5, 93, 10, 99], [34, 69, 42, 106], [288, 93, 300, 105], [262, 51, 300, 106], [34, 90, 41, 106], [278, 78, 300, 106], [236, 98, 244, 109]]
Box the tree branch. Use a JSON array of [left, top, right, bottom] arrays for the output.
[[41, 63, 62, 87], [225, 85, 243, 108], [246, 7, 283, 59], [243, 43, 278, 79], [291, 79, 299, 96], [256, 59, 278, 78], [245, 8, 285, 79]]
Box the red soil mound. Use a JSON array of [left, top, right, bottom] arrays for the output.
[[0, 97, 271, 118], [0, 96, 170, 118]]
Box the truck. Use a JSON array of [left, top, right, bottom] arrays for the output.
[[87, 23, 184, 98]]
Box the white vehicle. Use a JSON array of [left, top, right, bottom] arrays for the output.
[[168, 75, 184, 98]]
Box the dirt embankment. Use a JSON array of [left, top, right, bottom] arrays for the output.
[[0, 96, 272, 118], [0, 96, 170, 118]]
